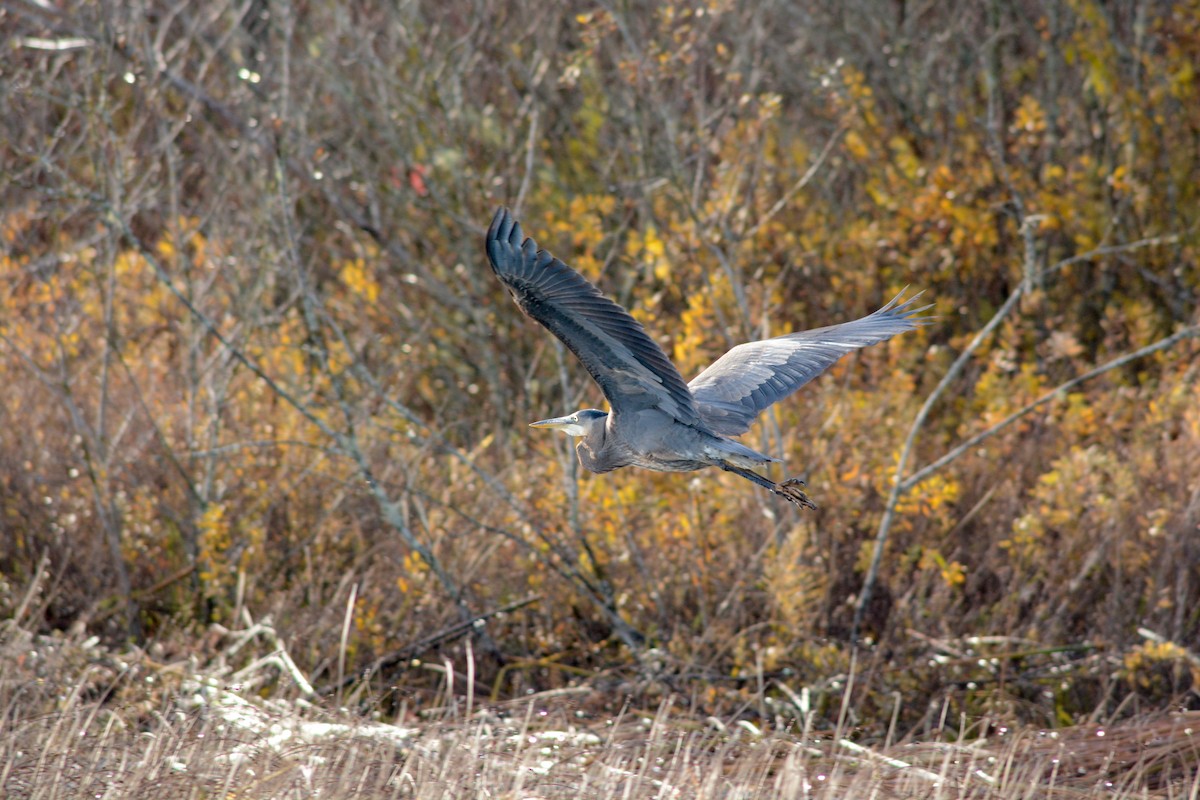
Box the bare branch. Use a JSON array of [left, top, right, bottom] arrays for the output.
[[854, 232, 1191, 640], [903, 324, 1199, 491]]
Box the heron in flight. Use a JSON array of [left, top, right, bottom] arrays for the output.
[[485, 207, 930, 509]]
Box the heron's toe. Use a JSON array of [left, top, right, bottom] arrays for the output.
[[778, 478, 817, 511]]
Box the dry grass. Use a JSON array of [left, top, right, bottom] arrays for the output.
[[2, 0, 1198, 731], [4, 621, 1198, 799]]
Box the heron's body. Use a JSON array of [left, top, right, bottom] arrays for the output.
[[485, 207, 931, 508], [568, 407, 775, 474]]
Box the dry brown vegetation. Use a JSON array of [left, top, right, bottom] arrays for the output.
[[2, 0, 1199, 796], [3, 621, 1199, 798]]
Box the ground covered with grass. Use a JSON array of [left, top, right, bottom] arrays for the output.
[[4, 614, 1198, 799]]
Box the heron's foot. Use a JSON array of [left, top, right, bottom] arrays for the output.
[[776, 478, 817, 510]]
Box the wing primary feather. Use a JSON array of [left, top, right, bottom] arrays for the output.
[[688, 290, 932, 435], [486, 207, 702, 426]]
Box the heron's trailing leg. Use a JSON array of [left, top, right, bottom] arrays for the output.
[[718, 462, 818, 510]]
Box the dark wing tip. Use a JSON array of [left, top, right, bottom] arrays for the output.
[[486, 206, 529, 280], [488, 206, 515, 244], [487, 206, 505, 240], [488, 204, 514, 237]]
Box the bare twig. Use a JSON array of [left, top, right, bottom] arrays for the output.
[[513, 105, 539, 219], [743, 123, 847, 241], [7, 550, 51, 631], [853, 255, 1193, 640], [907, 324, 1199, 491], [853, 239, 1030, 640], [323, 593, 542, 693], [337, 583, 358, 708]]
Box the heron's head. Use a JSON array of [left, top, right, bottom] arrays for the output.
[[528, 408, 607, 438]]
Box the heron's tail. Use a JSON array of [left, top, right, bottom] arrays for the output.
[[703, 437, 779, 469]]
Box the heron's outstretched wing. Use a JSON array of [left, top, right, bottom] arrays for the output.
[[486, 207, 702, 425], [688, 292, 932, 435]]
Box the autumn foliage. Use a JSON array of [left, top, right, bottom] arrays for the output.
[[2, 0, 1198, 732]]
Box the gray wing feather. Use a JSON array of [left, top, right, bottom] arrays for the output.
[[688, 292, 932, 435], [486, 207, 702, 425]]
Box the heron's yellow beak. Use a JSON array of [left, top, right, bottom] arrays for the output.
[[529, 416, 573, 430], [529, 415, 588, 436]]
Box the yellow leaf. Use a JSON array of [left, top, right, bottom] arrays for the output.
[[844, 130, 869, 160]]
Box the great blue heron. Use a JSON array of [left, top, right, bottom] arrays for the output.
[[486, 207, 931, 509]]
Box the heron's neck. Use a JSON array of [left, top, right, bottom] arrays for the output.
[[575, 415, 612, 473]]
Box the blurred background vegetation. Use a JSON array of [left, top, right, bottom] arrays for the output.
[[2, 0, 1198, 732]]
